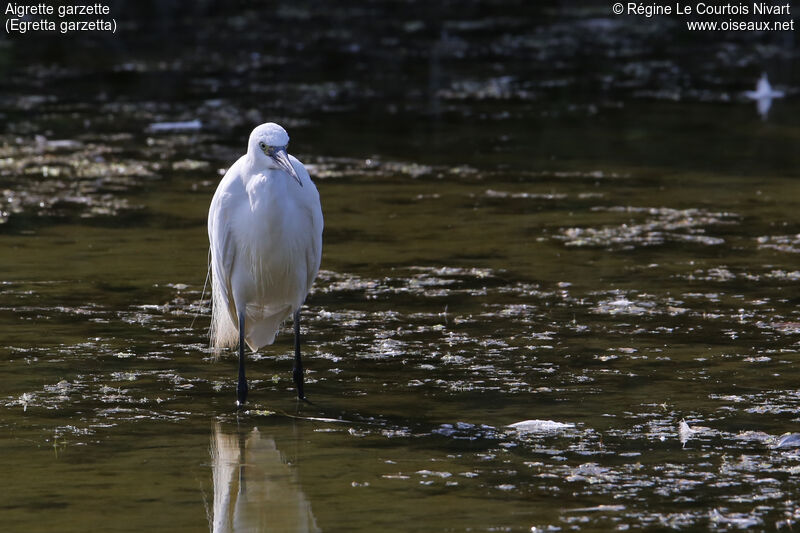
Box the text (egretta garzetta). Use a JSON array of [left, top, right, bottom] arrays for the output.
[[208, 122, 323, 405]]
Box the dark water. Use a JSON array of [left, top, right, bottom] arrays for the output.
[[2, 1, 800, 531]]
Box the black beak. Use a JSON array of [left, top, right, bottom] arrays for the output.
[[271, 148, 302, 187]]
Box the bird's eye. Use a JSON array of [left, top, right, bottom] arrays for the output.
[[259, 142, 267, 150]]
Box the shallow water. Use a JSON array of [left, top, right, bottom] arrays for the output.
[[2, 2, 800, 531]]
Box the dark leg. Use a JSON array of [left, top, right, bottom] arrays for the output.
[[292, 310, 305, 400], [237, 312, 248, 406]]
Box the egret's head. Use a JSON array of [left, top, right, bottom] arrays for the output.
[[248, 122, 302, 186]]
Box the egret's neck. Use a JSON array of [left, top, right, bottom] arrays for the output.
[[245, 148, 266, 169], [243, 151, 277, 180], [240, 154, 290, 199]]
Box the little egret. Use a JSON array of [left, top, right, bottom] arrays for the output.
[[744, 73, 785, 120], [208, 123, 323, 405]]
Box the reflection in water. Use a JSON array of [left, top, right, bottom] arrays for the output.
[[210, 423, 320, 533]]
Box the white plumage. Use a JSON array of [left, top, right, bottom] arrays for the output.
[[744, 73, 785, 120], [208, 122, 323, 402], [744, 73, 784, 100]]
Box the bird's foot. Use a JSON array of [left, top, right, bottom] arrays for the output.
[[236, 381, 249, 407], [293, 367, 305, 402]]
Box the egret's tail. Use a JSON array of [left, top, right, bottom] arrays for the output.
[[210, 276, 238, 356]]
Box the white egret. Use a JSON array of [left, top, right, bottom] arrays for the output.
[[744, 73, 785, 120], [208, 123, 323, 405]]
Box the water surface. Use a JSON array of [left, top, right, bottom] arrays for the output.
[[2, 2, 800, 531]]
